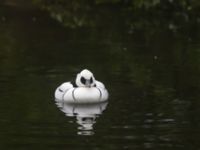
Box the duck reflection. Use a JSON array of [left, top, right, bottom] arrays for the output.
[[55, 101, 108, 135]]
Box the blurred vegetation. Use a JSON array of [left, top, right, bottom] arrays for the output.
[[28, 0, 200, 29], [2, 0, 200, 31]]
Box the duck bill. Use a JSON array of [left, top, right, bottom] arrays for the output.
[[85, 80, 91, 87]]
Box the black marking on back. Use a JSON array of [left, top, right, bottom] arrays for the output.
[[72, 88, 76, 101], [59, 88, 63, 92], [97, 87, 102, 100], [71, 80, 78, 87]]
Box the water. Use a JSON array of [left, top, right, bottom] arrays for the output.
[[0, 4, 200, 150]]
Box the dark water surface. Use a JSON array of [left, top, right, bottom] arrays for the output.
[[0, 5, 200, 150]]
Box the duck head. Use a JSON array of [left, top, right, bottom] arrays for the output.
[[76, 69, 96, 87]]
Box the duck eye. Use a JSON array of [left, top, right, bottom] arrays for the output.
[[80, 77, 86, 84], [90, 77, 93, 83]]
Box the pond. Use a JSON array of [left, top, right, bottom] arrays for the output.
[[0, 3, 200, 150]]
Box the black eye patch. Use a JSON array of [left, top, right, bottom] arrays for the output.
[[81, 77, 86, 84], [90, 77, 93, 83]]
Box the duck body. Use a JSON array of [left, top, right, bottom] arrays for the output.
[[55, 69, 109, 103]]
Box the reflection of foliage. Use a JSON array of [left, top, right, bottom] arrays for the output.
[[33, 0, 95, 28], [32, 0, 200, 34], [96, 0, 161, 9]]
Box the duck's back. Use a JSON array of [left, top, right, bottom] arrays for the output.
[[55, 82, 73, 100], [55, 85, 108, 103]]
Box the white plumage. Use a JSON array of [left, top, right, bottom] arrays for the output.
[[55, 69, 109, 103]]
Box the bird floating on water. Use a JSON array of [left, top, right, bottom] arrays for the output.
[[55, 69, 109, 103]]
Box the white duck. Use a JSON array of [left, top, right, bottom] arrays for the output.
[[55, 69, 109, 103]]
